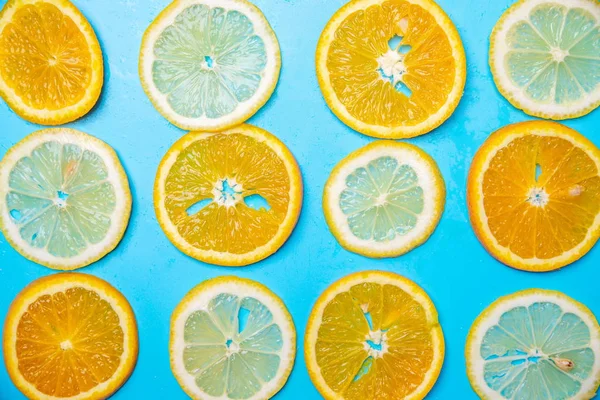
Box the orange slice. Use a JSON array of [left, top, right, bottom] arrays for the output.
[[316, 0, 466, 138], [154, 124, 303, 266], [3, 273, 138, 400], [0, 0, 103, 125], [467, 121, 600, 272]]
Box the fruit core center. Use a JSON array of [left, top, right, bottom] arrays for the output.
[[60, 340, 73, 350], [48, 55, 58, 66], [365, 330, 386, 357], [213, 178, 243, 207], [550, 47, 568, 62], [56, 190, 69, 207], [376, 35, 412, 97], [527, 187, 548, 207], [203, 55, 214, 70]]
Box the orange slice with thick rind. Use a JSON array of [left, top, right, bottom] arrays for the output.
[[3, 273, 138, 400], [467, 121, 600, 271]]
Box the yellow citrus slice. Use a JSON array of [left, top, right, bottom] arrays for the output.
[[170, 276, 295, 400], [154, 124, 302, 266], [3, 273, 138, 400], [489, 0, 600, 120], [139, 0, 280, 131], [305, 270, 444, 400], [0, 0, 103, 125], [466, 289, 600, 399], [316, 0, 466, 139], [323, 141, 445, 258], [467, 121, 600, 272], [0, 128, 132, 270]]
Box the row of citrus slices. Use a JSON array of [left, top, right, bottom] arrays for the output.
[[4, 270, 600, 400]]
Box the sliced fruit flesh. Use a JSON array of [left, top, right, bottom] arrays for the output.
[[482, 134, 600, 259], [480, 302, 594, 398], [16, 287, 124, 397], [152, 4, 267, 119], [182, 293, 283, 399], [504, 4, 600, 105], [6, 141, 116, 258], [340, 156, 424, 241], [0, 2, 92, 110], [327, 0, 456, 126], [164, 133, 290, 254], [315, 282, 435, 398]]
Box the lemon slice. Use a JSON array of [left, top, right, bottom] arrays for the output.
[[0, 0, 103, 125], [154, 124, 302, 266], [3, 273, 138, 400], [139, 0, 280, 131], [466, 289, 600, 399], [490, 0, 600, 119], [0, 128, 132, 270], [323, 141, 445, 258], [170, 276, 295, 400], [305, 270, 444, 399], [316, 0, 466, 138]]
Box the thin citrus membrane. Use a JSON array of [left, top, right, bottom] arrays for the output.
[[466, 289, 600, 399], [3, 273, 138, 400], [467, 121, 600, 271], [170, 276, 295, 400], [0, 0, 103, 125], [305, 271, 444, 400], [316, 0, 466, 138]]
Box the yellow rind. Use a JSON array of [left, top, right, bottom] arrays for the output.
[[154, 123, 303, 266], [305, 270, 445, 400], [3, 273, 139, 400], [0, 0, 103, 125], [467, 121, 600, 272], [316, 0, 466, 139]]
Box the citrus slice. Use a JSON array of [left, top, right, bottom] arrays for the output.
[[323, 141, 445, 258], [467, 121, 600, 272], [139, 0, 280, 131], [154, 124, 302, 266], [0, 0, 103, 125], [316, 0, 466, 139], [305, 270, 444, 400], [0, 128, 132, 270], [3, 273, 138, 400], [466, 289, 600, 399], [170, 276, 295, 400], [490, 0, 600, 119]]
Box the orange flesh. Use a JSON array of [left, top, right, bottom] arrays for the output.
[[15, 287, 124, 397], [0, 2, 92, 110], [164, 133, 291, 254], [316, 283, 434, 398], [483, 135, 600, 260], [327, 0, 455, 127]]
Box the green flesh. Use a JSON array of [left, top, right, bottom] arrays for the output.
[[340, 156, 424, 242], [152, 4, 267, 119], [505, 4, 600, 104], [183, 294, 284, 399], [481, 302, 595, 399], [6, 141, 116, 258]]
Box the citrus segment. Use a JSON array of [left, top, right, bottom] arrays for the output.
[[0, 0, 103, 124], [0, 128, 132, 270], [467, 121, 600, 271], [323, 141, 445, 258], [154, 124, 302, 266], [305, 271, 444, 400], [170, 276, 295, 400], [490, 0, 600, 119], [139, 0, 280, 131], [316, 0, 466, 138], [466, 289, 600, 399], [3, 273, 138, 400]]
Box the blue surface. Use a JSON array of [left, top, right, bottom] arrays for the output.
[[0, 0, 599, 398]]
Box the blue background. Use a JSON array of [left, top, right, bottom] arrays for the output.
[[1, 0, 599, 398]]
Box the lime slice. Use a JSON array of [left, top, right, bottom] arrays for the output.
[[170, 276, 295, 400], [490, 0, 600, 119], [323, 141, 445, 258], [0, 128, 131, 270], [467, 289, 600, 399], [139, 0, 280, 131]]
